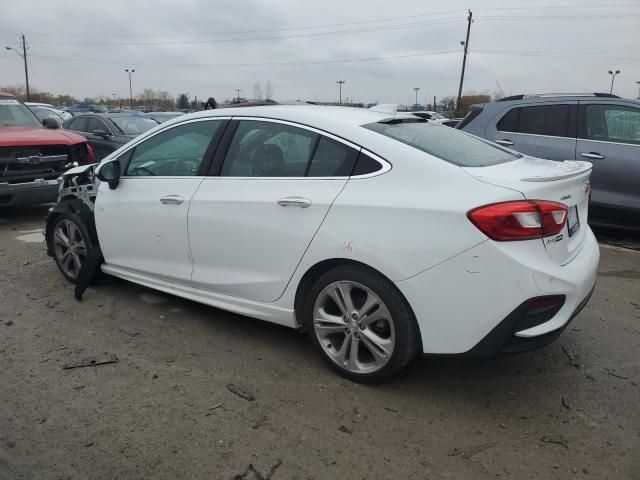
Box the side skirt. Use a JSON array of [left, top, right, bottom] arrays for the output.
[[101, 264, 297, 328]]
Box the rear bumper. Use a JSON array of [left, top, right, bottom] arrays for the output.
[[0, 180, 59, 206], [395, 228, 600, 355]]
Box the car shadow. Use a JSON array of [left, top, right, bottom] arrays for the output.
[[0, 204, 52, 227]]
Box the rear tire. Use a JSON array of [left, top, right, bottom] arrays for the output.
[[48, 212, 94, 284], [303, 265, 420, 383]]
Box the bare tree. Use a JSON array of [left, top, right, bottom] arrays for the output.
[[265, 80, 274, 100], [253, 81, 263, 100]]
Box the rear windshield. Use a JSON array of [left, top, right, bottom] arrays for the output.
[[364, 121, 520, 167]]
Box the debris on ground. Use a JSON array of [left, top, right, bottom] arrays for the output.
[[448, 442, 497, 459], [351, 407, 366, 423], [233, 459, 282, 480], [606, 370, 629, 380], [63, 354, 119, 370], [561, 346, 580, 368], [541, 435, 569, 448], [561, 397, 572, 410], [119, 328, 141, 337], [338, 425, 352, 435], [384, 407, 399, 414], [5, 320, 13, 326], [226, 383, 255, 401]]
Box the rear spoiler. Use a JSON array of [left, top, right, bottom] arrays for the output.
[[520, 161, 592, 182]]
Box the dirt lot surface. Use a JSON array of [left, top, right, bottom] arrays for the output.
[[1, 206, 639, 480]]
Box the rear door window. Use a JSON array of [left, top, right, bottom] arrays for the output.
[[585, 104, 640, 145], [364, 121, 520, 167], [497, 105, 572, 137], [221, 120, 317, 177]]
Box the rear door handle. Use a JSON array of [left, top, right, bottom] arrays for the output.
[[277, 196, 312, 208], [581, 152, 604, 160], [160, 194, 184, 205], [495, 139, 514, 146]]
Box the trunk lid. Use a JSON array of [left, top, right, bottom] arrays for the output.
[[463, 156, 592, 265]]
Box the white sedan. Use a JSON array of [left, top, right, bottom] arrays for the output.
[[46, 105, 599, 383]]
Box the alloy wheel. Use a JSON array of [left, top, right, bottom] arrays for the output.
[[313, 281, 395, 374], [53, 219, 87, 281]]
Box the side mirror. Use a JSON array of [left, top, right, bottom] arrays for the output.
[[42, 117, 60, 129], [90, 129, 110, 138], [96, 160, 121, 190]]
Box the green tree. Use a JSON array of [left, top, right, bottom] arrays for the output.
[[177, 93, 189, 110]]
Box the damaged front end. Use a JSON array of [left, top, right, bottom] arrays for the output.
[[45, 163, 100, 258], [56, 163, 100, 210]]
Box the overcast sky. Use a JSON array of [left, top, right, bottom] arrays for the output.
[[0, 0, 638, 104]]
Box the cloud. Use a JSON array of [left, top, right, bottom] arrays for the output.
[[0, 0, 638, 102]]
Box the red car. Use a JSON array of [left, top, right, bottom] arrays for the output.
[[0, 92, 93, 206]]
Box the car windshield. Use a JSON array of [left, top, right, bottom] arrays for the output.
[[111, 116, 159, 135], [0, 98, 42, 128], [364, 120, 521, 167]]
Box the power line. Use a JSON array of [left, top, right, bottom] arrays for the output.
[[28, 18, 463, 46], [14, 2, 639, 40], [24, 49, 640, 69]]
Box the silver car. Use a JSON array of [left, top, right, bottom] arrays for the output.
[[458, 93, 640, 230]]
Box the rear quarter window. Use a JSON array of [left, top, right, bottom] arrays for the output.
[[364, 121, 520, 167]]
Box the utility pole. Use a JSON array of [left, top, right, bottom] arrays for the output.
[[636, 81, 640, 100], [21, 34, 30, 101], [235, 89, 242, 102], [125, 69, 135, 109], [433, 96, 437, 112], [337, 80, 346, 104], [413, 87, 420, 109], [456, 10, 472, 116], [4, 34, 30, 100]]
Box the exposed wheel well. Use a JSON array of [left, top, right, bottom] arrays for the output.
[[293, 259, 422, 349]]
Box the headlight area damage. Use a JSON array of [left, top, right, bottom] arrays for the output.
[[45, 163, 103, 300]]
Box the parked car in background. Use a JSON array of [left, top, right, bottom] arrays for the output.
[[439, 118, 463, 128], [147, 111, 185, 124], [63, 112, 158, 160], [458, 93, 640, 230], [410, 110, 447, 122], [68, 103, 108, 116], [29, 105, 73, 125], [46, 105, 598, 382], [0, 92, 93, 206]]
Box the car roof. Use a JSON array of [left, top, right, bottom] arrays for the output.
[[73, 112, 152, 119], [180, 105, 390, 128], [0, 92, 17, 98], [493, 93, 632, 104]]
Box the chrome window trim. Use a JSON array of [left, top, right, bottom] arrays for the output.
[[496, 130, 577, 141], [222, 116, 391, 179]]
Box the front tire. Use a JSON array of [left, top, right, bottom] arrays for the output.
[[303, 265, 420, 383], [49, 213, 93, 284]]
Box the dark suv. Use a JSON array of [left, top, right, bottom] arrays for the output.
[[458, 93, 640, 230]]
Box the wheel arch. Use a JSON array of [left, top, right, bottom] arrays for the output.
[[45, 197, 99, 256], [293, 258, 422, 348]]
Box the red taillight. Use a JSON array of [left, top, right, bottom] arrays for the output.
[[85, 143, 94, 163], [468, 200, 568, 241]]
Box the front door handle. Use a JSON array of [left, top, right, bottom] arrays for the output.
[[495, 139, 514, 146], [277, 196, 312, 208], [581, 152, 604, 160], [160, 194, 184, 205]]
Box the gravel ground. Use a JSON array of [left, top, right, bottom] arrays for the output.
[[1, 206, 639, 480]]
